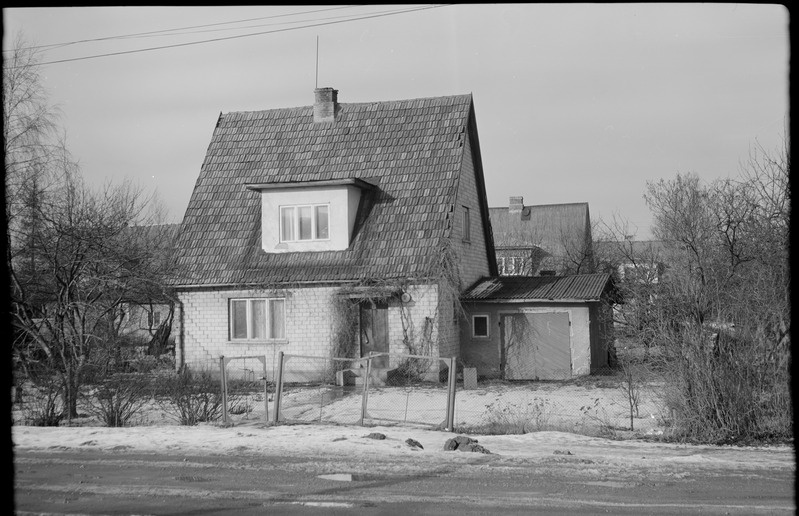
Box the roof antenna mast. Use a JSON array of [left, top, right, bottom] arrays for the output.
[[315, 35, 319, 88]]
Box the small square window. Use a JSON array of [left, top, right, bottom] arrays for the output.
[[472, 314, 489, 338]]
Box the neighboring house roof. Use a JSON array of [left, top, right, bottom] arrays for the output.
[[490, 201, 591, 253], [593, 240, 666, 262], [174, 92, 494, 288], [461, 273, 613, 302]]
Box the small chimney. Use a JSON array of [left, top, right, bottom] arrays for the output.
[[314, 87, 338, 123], [509, 196, 524, 213]]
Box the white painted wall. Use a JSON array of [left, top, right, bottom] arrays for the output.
[[258, 185, 363, 253]]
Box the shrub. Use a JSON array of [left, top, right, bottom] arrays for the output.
[[158, 368, 223, 425], [84, 373, 152, 427], [465, 399, 552, 435], [21, 376, 64, 427]]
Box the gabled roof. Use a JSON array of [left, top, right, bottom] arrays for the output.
[[461, 273, 612, 302], [174, 93, 490, 288], [489, 202, 591, 253]]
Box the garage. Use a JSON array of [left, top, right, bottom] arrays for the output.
[[460, 274, 616, 380]]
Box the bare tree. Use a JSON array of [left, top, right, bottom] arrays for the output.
[[5, 36, 177, 421], [638, 135, 790, 442]]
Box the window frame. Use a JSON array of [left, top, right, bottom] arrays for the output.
[[279, 203, 330, 243], [142, 310, 161, 328], [229, 297, 286, 341], [472, 314, 490, 338]]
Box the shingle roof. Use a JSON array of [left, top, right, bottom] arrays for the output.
[[461, 273, 612, 302], [489, 202, 590, 252], [174, 93, 477, 288]]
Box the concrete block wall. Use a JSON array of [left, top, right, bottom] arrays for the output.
[[178, 286, 338, 378], [179, 282, 460, 379], [386, 284, 440, 367]]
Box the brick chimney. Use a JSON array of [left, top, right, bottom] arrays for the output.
[[509, 196, 524, 213], [314, 87, 338, 123]]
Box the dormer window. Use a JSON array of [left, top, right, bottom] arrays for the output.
[[246, 178, 376, 254], [280, 204, 330, 242]]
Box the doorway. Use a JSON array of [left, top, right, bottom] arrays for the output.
[[360, 300, 389, 368]]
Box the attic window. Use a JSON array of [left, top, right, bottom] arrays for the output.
[[462, 206, 471, 242], [280, 204, 329, 242]]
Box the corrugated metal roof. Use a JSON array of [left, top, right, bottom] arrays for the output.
[[461, 273, 612, 302], [173, 93, 479, 287]]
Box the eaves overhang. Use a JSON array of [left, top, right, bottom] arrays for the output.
[[245, 178, 378, 191]]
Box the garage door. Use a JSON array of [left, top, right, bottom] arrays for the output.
[[501, 312, 571, 380]]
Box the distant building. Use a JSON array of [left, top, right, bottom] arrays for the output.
[[489, 197, 595, 276]]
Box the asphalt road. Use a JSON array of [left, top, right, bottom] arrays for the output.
[[13, 447, 795, 515]]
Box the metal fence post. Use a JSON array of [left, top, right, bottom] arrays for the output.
[[359, 354, 372, 426], [219, 356, 228, 424], [273, 351, 284, 424], [445, 357, 456, 431], [263, 355, 269, 423]]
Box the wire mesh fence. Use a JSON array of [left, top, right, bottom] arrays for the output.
[[452, 378, 667, 437], [219, 355, 271, 424], [272, 352, 456, 429]]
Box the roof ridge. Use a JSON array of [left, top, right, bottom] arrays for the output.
[[221, 93, 473, 117]]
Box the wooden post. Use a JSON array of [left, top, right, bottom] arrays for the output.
[[445, 357, 456, 431], [359, 354, 373, 426], [273, 351, 285, 424], [219, 356, 228, 424]]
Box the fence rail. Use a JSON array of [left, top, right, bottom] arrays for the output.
[[269, 352, 457, 430]]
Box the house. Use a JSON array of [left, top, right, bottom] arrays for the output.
[[460, 273, 616, 380], [116, 223, 181, 356], [594, 239, 667, 335], [490, 197, 595, 276], [172, 88, 497, 379]]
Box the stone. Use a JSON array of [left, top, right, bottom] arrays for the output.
[[405, 438, 423, 449], [365, 432, 386, 440]]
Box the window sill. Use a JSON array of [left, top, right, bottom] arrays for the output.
[[227, 339, 289, 345]]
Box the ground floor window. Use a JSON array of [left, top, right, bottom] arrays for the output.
[[230, 298, 286, 340]]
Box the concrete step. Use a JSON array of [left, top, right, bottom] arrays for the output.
[[335, 367, 393, 387]]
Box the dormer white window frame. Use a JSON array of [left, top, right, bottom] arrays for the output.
[[246, 178, 377, 254], [279, 203, 330, 242]]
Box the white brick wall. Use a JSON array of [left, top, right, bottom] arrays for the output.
[[178, 283, 451, 377], [178, 286, 338, 377]]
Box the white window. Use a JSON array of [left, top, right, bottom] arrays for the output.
[[462, 206, 471, 242], [230, 298, 286, 340], [142, 310, 161, 328], [472, 314, 489, 338], [500, 256, 524, 276], [280, 204, 329, 242]]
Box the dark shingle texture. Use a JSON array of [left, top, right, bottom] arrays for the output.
[[461, 273, 612, 302], [490, 203, 590, 252], [175, 94, 474, 287]]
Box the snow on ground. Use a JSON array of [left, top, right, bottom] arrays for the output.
[[12, 423, 793, 475], [11, 380, 794, 475]]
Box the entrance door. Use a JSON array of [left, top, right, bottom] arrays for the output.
[[501, 312, 571, 380], [360, 300, 389, 368]]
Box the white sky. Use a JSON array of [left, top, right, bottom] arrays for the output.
[[2, 5, 789, 239]]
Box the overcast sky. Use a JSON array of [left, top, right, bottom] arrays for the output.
[[3, 4, 789, 239]]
